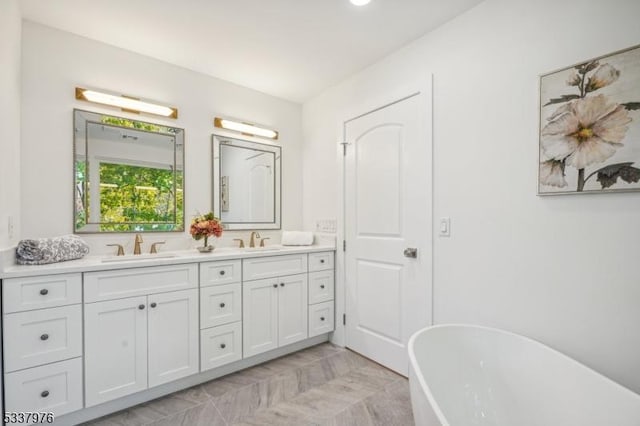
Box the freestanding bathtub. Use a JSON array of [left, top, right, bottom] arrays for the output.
[[408, 324, 640, 426]]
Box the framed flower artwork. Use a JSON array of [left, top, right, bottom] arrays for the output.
[[538, 44, 640, 195]]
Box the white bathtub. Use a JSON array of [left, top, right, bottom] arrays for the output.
[[408, 324, 640, 426]]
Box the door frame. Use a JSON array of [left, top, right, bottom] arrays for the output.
[[331, 75, 434, 348]]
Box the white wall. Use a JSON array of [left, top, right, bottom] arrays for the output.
[[21, 22, 303, 254], [303, 0, 640, 392], [0, 0, 22, 250]]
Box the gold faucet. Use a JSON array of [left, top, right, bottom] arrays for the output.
[[249, 231, 261, 248], [133, 234, 143, 255]]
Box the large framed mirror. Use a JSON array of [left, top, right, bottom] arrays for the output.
[[74, 109, 184, 233], [212, 134, 281, 230]]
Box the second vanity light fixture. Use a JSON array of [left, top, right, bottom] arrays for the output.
[[75, 87, 178, 119], [214, 117, 279, 140]]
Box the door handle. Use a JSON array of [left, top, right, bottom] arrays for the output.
[[403, 248, 418, 258]]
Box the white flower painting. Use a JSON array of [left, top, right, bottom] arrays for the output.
[[539, 45, 640, 194]]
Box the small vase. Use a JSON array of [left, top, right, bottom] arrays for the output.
[[197, 245, 214, 253]]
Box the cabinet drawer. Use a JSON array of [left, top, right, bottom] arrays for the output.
[[4, 305, 82, 372], [309, 301, 335, 338], [201, 283, 242, 328], [308, 270, 334, 305], [84, 264, 198, 302], [3, 273, 82, 313], [4, 357, 83, 418], [201, 322, 242, 372], [200, 259, 242, 287], [308, 251, 334, 272], [243, 254, 308, 281]]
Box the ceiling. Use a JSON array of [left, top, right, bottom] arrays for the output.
[[20, 0, 483, 103]]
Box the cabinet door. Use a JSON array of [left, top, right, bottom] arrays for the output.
[[85, 296, 148, 407], [278, 273, 308, 347], [148, 289, 199, 387], [243, 278, 278, 357]]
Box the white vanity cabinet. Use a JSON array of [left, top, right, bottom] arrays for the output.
[[2, 273, 84, 419], [84, 265, 199, 407], [308, 252, 336, 337], [0, 246, 335, 424], [199, 260, 243, 372], [242, 254, 309, 357]]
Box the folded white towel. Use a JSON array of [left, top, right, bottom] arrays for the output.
[[281, 231, 314, 246]]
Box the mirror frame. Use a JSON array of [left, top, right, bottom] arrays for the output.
[[212, 133, 281, 230], [73, 109, 185, 234]]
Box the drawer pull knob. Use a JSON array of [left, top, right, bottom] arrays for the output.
[[320, 317, 325, 321], [219, 270, 226, 276], [40, 334, 49, 341], [40, 289, 49, 295], [150, 303, 157, 308], [219, 302, 226, 308], [320, 285, 325, 289], [41, 390, 49, 398], [273, 284, 278, 288], [139, 304, 145, 310], [220, 343, 226, 349], [280, 283, 285, 287], [320, 259, 325, 264]]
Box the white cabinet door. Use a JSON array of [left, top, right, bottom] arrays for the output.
[[84, 296, 148, 407], [278, 273, 308, 347], [201, 322, 242, 372], [243, 278, 278, 357], [148, 289, 199, 387], [200, 283, 242, 328]]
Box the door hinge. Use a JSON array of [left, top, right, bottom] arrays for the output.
[[343, 240, 346, 251], [341, 141, 348, 156], [343, 314, 346, 325]]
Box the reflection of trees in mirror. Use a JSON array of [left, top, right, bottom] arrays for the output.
[[101, 116, 179, 134], [97, 163, 183, 232], [75, 160, 183, 232]]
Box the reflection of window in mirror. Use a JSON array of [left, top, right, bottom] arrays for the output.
[[212, 135, 281, 230], [74, 109, 184, 233]]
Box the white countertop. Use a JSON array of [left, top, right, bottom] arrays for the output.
[[0, 244, 336, 279]]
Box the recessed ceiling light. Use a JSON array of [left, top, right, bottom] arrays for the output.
[[350, 0, 371, 6]]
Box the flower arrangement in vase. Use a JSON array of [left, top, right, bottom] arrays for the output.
[[190, 212, 223, 253]]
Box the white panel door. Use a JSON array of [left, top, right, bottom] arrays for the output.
[[243, 278, 279, 357], [345, 92, 432, 375], [277, 273, 308, 347], [84, 296, 148, 407], [148, 289, 199, 387]]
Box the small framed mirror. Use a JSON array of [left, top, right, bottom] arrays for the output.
[[74, 109, 184, 233], [212, 134, 281, 230]]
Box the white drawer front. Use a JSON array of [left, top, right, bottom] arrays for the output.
[[308, 251, 334, 272], [3, 274, 82, 314], [4, 305, 82, 372], [4, 357, 83, 417], [84, 263, 198, 302], [309, 301, 335, 338], [201, 322, 242, 372], [200, 259, 242, 287], [243, 254, 308, 281], [201, 283, 242, 328], [308, 270, 334, 304]]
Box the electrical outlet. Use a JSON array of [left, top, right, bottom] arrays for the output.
[[7, 216, 14, 239]]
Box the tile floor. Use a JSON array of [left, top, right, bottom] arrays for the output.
[[84, 343, 414, 426]]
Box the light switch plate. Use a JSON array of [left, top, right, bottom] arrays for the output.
[[439, 217, 450, 237]]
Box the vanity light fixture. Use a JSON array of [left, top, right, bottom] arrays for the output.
[[350, 0, 371, 5], [75, 87, 178, 119], [214, 117, 279, 140]]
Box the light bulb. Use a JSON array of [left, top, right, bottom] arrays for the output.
[[350, 0, 371, 5]]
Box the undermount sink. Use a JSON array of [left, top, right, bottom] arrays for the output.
[[243, 246, 283, 252], [101, 253, 178, 263]]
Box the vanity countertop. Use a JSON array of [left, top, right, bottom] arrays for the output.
[[0, 244, 336, 279]]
